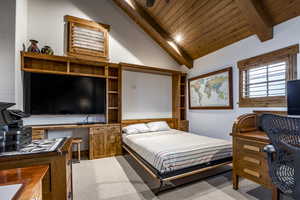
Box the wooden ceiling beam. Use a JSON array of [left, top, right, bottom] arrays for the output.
[[235, 0, 273, 42], [113, 0, 193, 68]]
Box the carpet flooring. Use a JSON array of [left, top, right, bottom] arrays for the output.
[[73, 156, 292, 200]]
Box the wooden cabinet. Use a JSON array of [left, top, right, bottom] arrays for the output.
[[89, 124, 121, 160]]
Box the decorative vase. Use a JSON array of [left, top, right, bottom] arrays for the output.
[[27, 39, 40, 53], [41, 46, 54, 55]]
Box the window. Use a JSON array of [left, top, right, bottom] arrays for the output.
[[238, 45, 299, 107]]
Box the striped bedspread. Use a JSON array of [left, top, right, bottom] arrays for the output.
[[122, 129, 232, 174]]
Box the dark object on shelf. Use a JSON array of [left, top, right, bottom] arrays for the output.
[[0, 102, 32, 153], [41, 45, 54, 55], [27, 39, 40, 53], [261, 114, 300, 199]]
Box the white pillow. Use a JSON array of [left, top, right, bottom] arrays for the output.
[[122, 123, 150, 135], [147, 121, 171, 132]]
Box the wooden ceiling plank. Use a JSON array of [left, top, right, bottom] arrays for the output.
[[189, 26, 250, 57], [113, 0, 193, 68], [170, 0, 222, 35], [167, 0, 213, 34], [197, 25, 251, 52], [194, 26, 252, 57], [163, 0, 200, 30], [174, 0, 232, 35], [182, 3, 240, 45], [143, 0, 187, 32], [154, 0, 180, 21], [159, 0, 187, 24], [183, 9, 245, 49], [270, 1, 300, 24], [235, 0, 273, 42]]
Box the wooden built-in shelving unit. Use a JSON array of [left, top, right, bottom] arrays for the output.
[[179, 74, 187, 121], [172, 73, 188, 131], [107, 64, 121, 123], [21, 52, 121, 124], [23, 55, 189, 160]]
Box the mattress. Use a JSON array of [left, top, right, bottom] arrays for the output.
[[122, 129, 232, 174]]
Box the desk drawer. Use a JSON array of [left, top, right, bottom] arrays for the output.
[[32, 129, 45, 140], [236, 138, 267, 156], [236, 160, 272, 188]]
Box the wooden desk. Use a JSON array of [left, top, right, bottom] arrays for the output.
[[30, 123, 107, 140], [30, 123, 122, 160], [0, 138, 73, 200], [0, 165, 48, 200], [231, 111, 286, 200]]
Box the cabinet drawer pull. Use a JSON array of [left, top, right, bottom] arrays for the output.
[[243, 168, 261, 178], [243, 156, 261, 165], [243, 144, 260, 152]]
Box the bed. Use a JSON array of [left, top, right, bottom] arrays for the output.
[[121, 118, 232, 193]]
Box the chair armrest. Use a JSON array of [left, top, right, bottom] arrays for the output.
[[263, 145, 276, 154]]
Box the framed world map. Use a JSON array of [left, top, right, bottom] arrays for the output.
[[188, 67, 233, 109]]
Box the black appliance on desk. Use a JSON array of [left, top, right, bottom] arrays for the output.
[[0, 102, 32, 153]]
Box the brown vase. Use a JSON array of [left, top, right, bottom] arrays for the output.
[[27, 39, 40, 53]]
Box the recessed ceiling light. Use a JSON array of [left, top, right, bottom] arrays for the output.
[[174, 34, 182, 43], [125, 0, 135, 9]]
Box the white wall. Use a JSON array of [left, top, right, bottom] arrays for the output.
[[0, 0, 16, 103], [15, 0, 28, 110], [26, 0, 179, 70], [187, 16, 300, 141], [122, 71, 172, 119]]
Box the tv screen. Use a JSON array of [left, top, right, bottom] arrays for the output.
[[24, 73, 106, 115], [287, 80, 300, 115]]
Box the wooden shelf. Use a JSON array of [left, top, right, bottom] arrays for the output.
[[108, 107, 119, 110], [108, 76, 118, 79], [108, 91, 119, 94]]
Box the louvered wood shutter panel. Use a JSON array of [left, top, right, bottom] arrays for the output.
[[242, 60, 287, 98], [238, 44, 299, 107], [70, 23, 108, 58], [65, 15, 109, 61]]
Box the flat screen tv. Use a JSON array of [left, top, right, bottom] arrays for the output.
[[287, 80, 300, 115], [24, 72, 106, 115]]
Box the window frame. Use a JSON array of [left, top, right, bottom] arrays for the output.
[[238, 44, 299, 107]]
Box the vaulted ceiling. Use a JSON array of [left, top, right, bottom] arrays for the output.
[[114, 0, 300, 68]]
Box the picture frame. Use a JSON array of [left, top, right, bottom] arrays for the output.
[[188, 67, 233, 109]]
